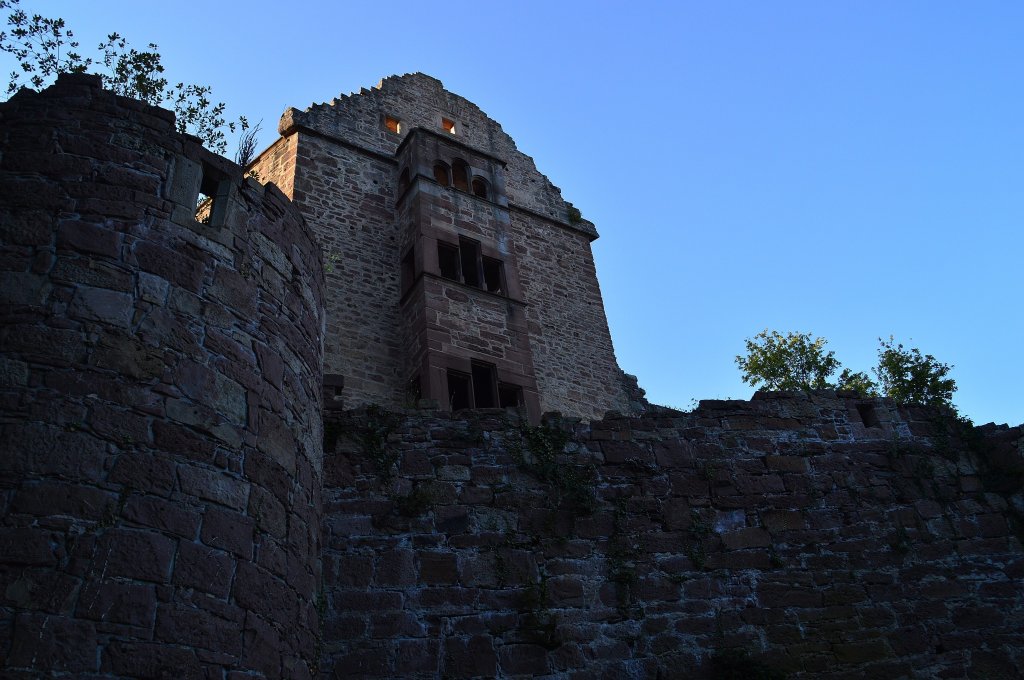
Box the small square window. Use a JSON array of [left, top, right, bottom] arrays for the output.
[[442, 117, 456, 134], [385, 116, 401, 133]]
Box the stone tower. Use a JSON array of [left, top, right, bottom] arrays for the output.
[[251, 74, 635, 421]]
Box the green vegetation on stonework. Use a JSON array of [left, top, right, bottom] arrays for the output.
[[0, 0, 248, 155], [510, 418, 596, 513], [351, 404, 399, 483], [736, 330, 958, 411]]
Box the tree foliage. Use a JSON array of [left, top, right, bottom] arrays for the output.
[[875, 336, 956, 408], [0, 0, 246, 154], [736, 330, 841, 391], [736, 329, 957, 408]]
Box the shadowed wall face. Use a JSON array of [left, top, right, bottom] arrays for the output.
[[319, 394, 1023, 679], [0, 74, 325, 678]]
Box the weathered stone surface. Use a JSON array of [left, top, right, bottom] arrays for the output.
[[0, 73, 324, 678]]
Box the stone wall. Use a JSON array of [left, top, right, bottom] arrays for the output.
[[319, 393, 1023, 679], [253, 74, 632, 419], [0, 74, 326, 678]]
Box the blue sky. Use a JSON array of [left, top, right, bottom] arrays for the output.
[[13, 1, 1023, 425]]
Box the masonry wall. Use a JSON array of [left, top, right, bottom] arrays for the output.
[[320, 393, 1023, 679], [511, 210, 628, 419], [0, 74, 326, 678], [263, 74, 632, 419], [253, 130, 406, 408]]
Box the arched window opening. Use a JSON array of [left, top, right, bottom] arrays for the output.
[[433, 162, 450, 187], [452, 159, 469, 192], [471, 177, 489, 199], [398, 168, 410, 196]]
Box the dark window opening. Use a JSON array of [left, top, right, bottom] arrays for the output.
[[195, 163, 226, 225], [482, 256, 504, 294], [459, 237, 481, 287], [407, 375, 422, 403], [856, 403, 881, 428], [400, 247, 415, 295], [472, 177, 489, 199], [471, 362, 497, 408], [447, 370, 471, 411], [442, 117, 456, 134], [385, 116, 401, 133], [498, 383, 523, 409], [452, 159, 470, 192], [437, 242, 460, 281], [398, 168, 410, 196], [434, 162, 451, 187]]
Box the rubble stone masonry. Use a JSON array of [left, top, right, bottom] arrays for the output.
[[0, 74, 326, 677], [321, 393, 1023, 679], [1, 75, 1022, 680], [251, 74, 632, 420]]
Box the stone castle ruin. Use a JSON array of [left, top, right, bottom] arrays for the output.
[[0, 73, 1021, 678]]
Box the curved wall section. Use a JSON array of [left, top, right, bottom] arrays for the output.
[[0, 73, 325, 678]]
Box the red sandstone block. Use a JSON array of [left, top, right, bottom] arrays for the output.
[[76, 581, 156, 628], [102, 640, 201, 677], [93, 528, 175, 583], [200, 506, 254, 559], [8, 613, 97, 672], [154, 602, 243, 657], [833, 639, 893, 664], [445, 635, 498, 677], [57, 220, 120, 258], [122, 494, 200, 538], [107, 451, 176, 496], [233, 562, 299, 626], [418, 552, 459, 585], [395, 639, 441, 674], [173, 540, 235, 597]]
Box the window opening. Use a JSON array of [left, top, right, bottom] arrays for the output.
[[385, 116, 401, 133], [195, 163, 226, 225], [437, 242, 460, 281], [471, 362, 497, 408], [398, 168, 410, 196], [442, 117, 456, 134], [406, 375, 422, 403], [447, 370, 471, 411], [400, 247, 415, 295], [498, 383, 523, 409], [433, 162, 451, 187], [452, 159, 469, 192], [459, 237, 481, 288], [482, 256, 504, 294], [856, 403, 880, 428], [472, 177, 489, 199]]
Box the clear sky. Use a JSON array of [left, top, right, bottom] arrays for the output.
[[11, 1, 1022, 425]]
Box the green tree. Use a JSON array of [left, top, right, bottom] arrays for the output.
[[875, 336, 956, 408], [836, 368, 878, 396], [736, 330, 842, 391], [0, 0, 245, 154]]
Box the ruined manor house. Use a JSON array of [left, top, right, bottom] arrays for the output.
[[0, 72, 1021, 679]]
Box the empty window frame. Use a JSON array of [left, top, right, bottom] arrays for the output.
[[472, 177, 489, 199], [434, 162, 451, 187], [385, 116, 401, 133], [482, 256, 504, 294], [437, 242, 460, 281], [442, 117, 456, 134], [451, 158, 470, 192], [447, 370, 471, 411], [436, 238, 505, 295], [471, 362, 497, 408], [400, 247, 415, 295], [856, 403, 881, 428], [498, 383, 523, 409], [459, 237, 481, 288]]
